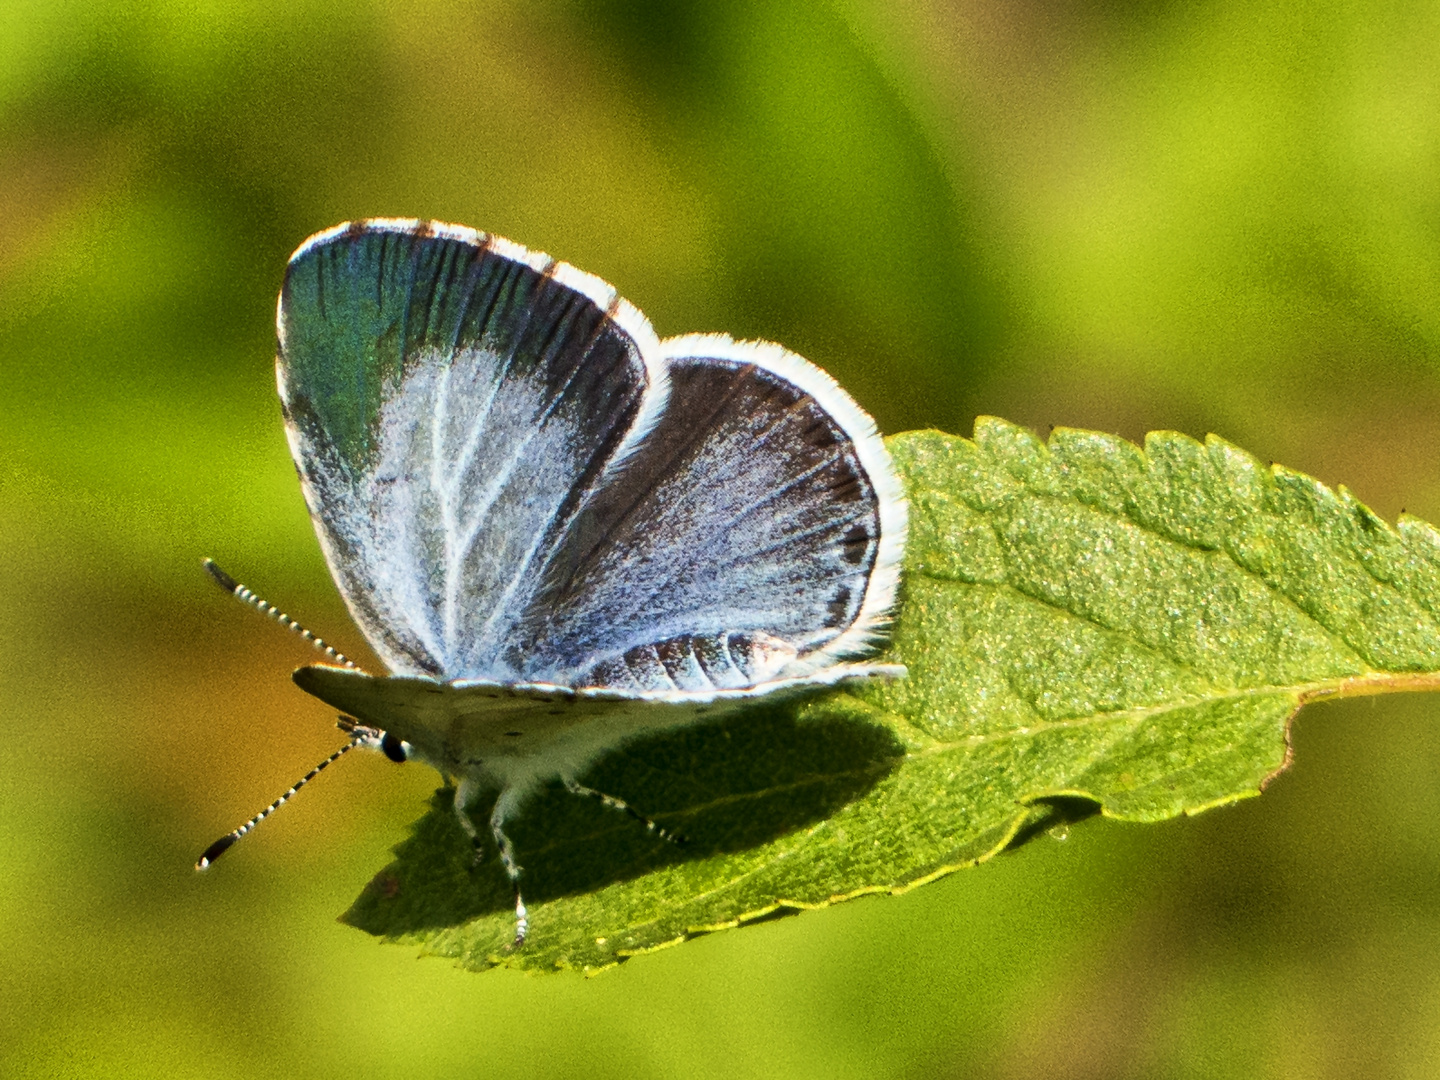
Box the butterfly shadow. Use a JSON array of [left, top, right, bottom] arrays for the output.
[[342, 700, 905, 936]]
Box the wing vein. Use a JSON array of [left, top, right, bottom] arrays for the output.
[[434, 362, 458, 654], [441, 259, 527, 500], [462, 307, 638, 655]]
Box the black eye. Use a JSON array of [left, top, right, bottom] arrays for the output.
[[380, 733, 408, 763]]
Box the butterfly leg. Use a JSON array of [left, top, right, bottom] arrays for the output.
[[562, 777, 687, 846], [489, 798, 529, 948], [454, 778, 529, 948], [452, 776, 485, 855]]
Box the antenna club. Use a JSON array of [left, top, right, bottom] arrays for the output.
[[196, 834, 238, 870], [202, 558, 240, 593]]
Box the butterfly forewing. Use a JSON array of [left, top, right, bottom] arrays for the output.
[[277, 221, 664, 679]]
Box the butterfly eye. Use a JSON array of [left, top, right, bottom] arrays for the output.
[[380, 733, 409, 763]]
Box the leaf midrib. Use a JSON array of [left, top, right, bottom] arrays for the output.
[[883, 670, 1440, 756]]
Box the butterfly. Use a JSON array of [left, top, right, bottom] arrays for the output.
[[199, 218, 907, 945]]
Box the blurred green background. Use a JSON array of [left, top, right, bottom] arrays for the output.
[[3, 0, 1440, 1076]]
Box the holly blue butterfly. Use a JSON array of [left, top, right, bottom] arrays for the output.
[[199, 219, 907, 945]]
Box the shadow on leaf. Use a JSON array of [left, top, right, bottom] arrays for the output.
[[1005, 796, 1103, 851], [342, 699, 905, 935]]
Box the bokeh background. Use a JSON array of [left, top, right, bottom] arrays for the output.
[[4, 1, 1440, 1076]]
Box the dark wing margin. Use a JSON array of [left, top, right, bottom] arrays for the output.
[[513, 334, 907, 691], [276, 219, 666, 679]]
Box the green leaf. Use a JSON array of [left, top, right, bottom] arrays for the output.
[[342, 418, 1440, 972]]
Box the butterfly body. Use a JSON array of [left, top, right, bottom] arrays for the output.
[[295, 655, 904, 808]]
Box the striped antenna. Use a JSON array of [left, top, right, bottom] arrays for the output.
[[202, 558, 359, 669], [195, 720, 386, 869]]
